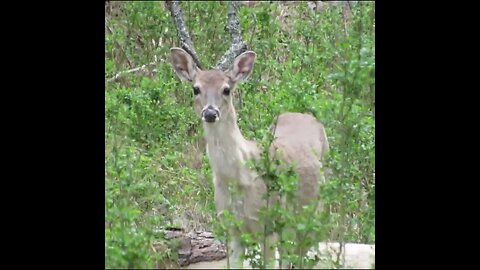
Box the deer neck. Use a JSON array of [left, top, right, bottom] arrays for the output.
[[203, 108, 246, 151], [202, 107, 258, 179]]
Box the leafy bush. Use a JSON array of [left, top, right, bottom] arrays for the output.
[[105, 1, 374, 268]]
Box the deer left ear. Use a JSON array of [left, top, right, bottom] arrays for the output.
[[230, 51, 256, 82]]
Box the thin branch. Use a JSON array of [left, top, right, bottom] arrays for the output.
[[106, 60, 159, 83], [165, 0, 203, 69], [214, 1, 247, 71]]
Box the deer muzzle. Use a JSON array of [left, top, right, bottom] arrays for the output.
[[201, 105, 220, 123]]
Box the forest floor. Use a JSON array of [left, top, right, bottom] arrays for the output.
[[161, 228, 375, 269]]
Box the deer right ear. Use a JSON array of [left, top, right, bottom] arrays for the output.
[[170, 47, 197, 82]]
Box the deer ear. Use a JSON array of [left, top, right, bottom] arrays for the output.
[[231, 51, 256, 82], [170, 47, 197, 81]]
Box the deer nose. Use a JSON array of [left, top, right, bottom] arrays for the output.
[[201, 106, 219, 123]]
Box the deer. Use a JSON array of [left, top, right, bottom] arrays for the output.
[[166, 1, 329, 268]]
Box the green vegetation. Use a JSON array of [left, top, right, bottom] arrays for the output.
[[105, 1, 374, 268]]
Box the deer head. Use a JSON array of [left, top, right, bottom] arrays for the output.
[[166, 0, 251, 124], [170, 47, 256, 124]]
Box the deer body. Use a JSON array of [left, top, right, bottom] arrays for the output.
[[170, 47, 329, 268], [203, 112, 266, 230]]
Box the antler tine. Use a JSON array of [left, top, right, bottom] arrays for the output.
[[165, 0, 203, 70], [214, 1, 247, 71]]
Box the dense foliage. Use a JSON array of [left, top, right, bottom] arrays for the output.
[[105, 1, 374, 268]]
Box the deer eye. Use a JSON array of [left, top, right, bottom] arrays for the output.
[[193, 86, 200, 95], [223, 87, 230, 95]]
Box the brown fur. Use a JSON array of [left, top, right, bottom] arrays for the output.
[[170, 48, 329, 268]]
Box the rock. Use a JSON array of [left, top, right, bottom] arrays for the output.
[[189, 238, 226, 264], [162, 228, 226, 267]]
